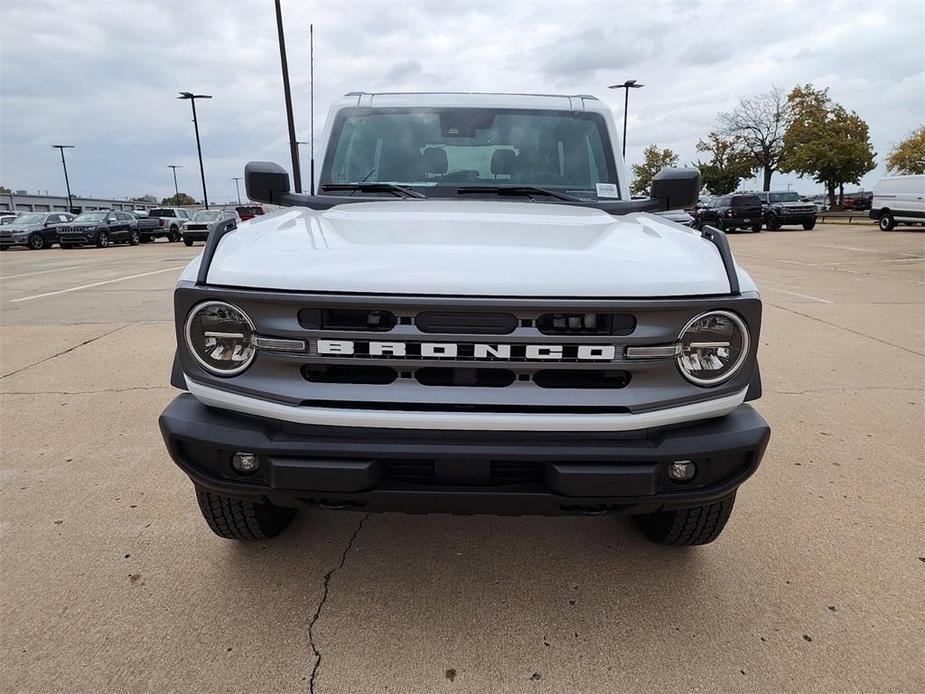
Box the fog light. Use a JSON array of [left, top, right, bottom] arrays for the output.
[[668, 460, 696, 482], [231, 452, 259, 474]]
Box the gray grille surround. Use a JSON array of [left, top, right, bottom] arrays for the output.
[[174, 281, 761, 414]]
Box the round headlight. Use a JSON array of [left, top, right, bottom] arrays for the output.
[[676, 311, 749, 386], [184, 301, 256, 376]]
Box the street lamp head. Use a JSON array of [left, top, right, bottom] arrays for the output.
[[177, 92, 212, 100], [608, 80, 644, 89], [51, 144, 75, 149]]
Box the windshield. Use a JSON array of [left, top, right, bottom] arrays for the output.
[[321, 108, 619, 200], [192, 210, 222, 222], [74, 212, 108, 222], [768, 192, 800, 203], [12, 213, 43, 225]]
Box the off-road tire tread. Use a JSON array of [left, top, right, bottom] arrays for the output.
[[633, 494, 736, 546], [195, 488, 294, 540]]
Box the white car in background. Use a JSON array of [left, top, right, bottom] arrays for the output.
[[869, 174, 925, 230]]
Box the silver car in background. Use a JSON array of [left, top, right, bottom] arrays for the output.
[[180, 208, 240, 246], [0, 211, 74, 250]]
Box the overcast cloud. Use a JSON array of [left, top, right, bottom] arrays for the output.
[[1, 0, 923, 202]]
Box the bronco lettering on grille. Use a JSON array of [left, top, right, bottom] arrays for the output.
[[316, 340, 617, 361]]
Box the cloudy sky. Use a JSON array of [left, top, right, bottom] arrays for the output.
[[1, 0, 923, 203]]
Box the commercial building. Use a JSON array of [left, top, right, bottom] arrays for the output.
[[1, 192, 159, 214]]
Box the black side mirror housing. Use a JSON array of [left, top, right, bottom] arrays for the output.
[[245, 161, 290, 204], [651, 167, 701, 211]]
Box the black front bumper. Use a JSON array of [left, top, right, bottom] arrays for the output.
[[58, 230, 99, 244], [160, 394, 770, 516]]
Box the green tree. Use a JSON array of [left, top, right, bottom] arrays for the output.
[[780, 84, 876, 208], [694, 132, 753, 195], [133, 194, 158, 204], [718, 86, 789, 191], [0, 185, 11, 194], [161, 192, 197, 206], [886, 126, 925, 175], [631, 145, 679, 196]]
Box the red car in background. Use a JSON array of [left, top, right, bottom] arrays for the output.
[[235, 205, 266, 221]]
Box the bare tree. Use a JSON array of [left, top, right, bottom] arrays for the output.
[[718, 86, 790, 191]]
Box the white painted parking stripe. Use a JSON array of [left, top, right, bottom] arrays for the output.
[[761, 285, 833, 304], [811, 243, 921, 257], [9, 266, 186, 303], [0, 265, 85, 280]]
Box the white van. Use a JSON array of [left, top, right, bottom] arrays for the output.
[[869, 175, 925, 230]]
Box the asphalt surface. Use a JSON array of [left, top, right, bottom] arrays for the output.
[[1, 224, 923, 693]]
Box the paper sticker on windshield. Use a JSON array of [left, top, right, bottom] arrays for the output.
[[596, 183, 619, 198]]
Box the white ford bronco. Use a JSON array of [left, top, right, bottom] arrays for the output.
[[159, 92, 769, 545]]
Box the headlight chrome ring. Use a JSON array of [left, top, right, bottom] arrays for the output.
[[676, 310, 750, 386], [184, 300, 257, 376]]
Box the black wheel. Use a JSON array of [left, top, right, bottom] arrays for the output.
[[878, 212, 895, 231], [632, 494, 736, 546], [0, 245, 7, 251], [183, 237, 193, 246], [28, 233, 47, 250], [765, 214, 781, 231], [751, 223, 762, 233], [195, 487, 296, 540], [714, 218, 726, 231], [802, 220, 816, 231], [129, 229, 140, 246], [59, 243, 72, 249], [169, 227, 181, 242], [96, 231, 110, 248]]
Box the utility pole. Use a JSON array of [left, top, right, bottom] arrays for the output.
[[51, 145, 75, 212], [275, 0, 302, 192], [167, 164, 182, 203], [608, 80, 645, 158], [177, 92, 212, 208], [232, 177, 243, 205]]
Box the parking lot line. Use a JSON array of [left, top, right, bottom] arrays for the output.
[[0, 265, 86, 281], [9, 266, 187, 303], [760, 284, 833, 303]]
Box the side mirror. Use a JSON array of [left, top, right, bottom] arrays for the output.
[[245, 161, 290, 204], [651, 167, 701, 211]]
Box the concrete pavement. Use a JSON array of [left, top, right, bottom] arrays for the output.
[[1, 226, 923, 693]]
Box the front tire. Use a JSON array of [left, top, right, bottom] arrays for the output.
[[195, 488, 297, 540], [183, 237, 193, 247], [96, 231, 110, 248], [751, 223, 762, 233], [802, 220, 816, 231], [632, 494, 736, 546], [169, 227, 181, 242], [878, 212, 895, 231], [765, 214, 782, 231], [59, 243, 72, 249], [129, 229, 140, 246], [29, 233, 47, 250]]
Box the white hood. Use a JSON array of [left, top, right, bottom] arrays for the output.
[[193, 201, 746, 297]]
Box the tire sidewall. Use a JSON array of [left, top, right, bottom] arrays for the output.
[[29, 233, 45, 250], [97, 231, 110, 247]]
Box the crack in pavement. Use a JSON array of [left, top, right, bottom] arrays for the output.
[[1, 385, 173, 396], [308, 513, 369, 694], [765, 303, 925, 357], [0, 324, 129, 380]]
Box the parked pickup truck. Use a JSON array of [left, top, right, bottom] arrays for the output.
[[159, 92, 770, 547], [141, 207, 193, 242]]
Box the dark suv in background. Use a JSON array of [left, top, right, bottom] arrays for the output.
[[694, 194, 764, 232], [755, 191, 817, 230]]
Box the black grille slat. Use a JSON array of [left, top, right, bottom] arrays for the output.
[[415, 311, 517, 334], [536, 312, 636, 335], [533, 370, 630, 389]]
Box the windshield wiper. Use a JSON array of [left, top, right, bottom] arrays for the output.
[[320, 183, 426, 199], [455, 185, 581, 202]]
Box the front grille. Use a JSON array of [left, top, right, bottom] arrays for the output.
[[186, 224, 209, 231], [175, 286, 761, 415]]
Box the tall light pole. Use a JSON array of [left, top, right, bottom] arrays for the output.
[[232, 177, 243, 205], [51, 145, 75, 212], [167, 164, 182, 203], [274, 0, 302, 193], [608, 80, 644, 158], [177, 92, 212, 208]]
